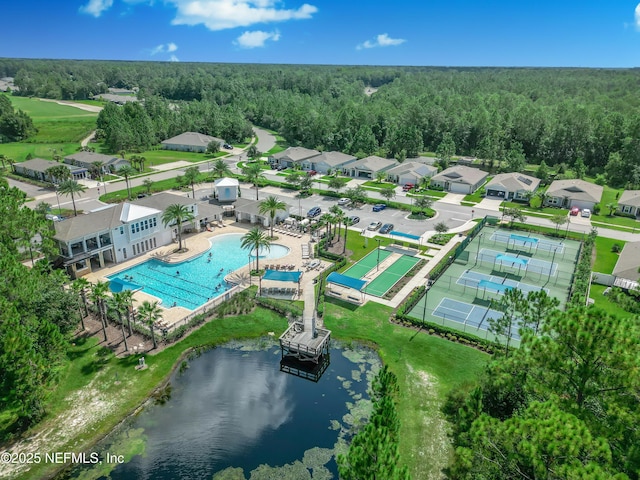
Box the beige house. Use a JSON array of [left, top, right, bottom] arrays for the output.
[[311, 151, 357, 174], [386, 162, 438, 185], [269, 147, 320, 169], [161, 132, 224, 153], [613, 241, 640, 282], [617, 190, 640, 217], [544, 179, 603, 210], [430, 166, 489, 194]]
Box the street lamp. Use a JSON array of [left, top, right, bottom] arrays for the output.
[[548, 246, 558, 283], [475, 233, 483, 267], [376, 238, 382, 271]]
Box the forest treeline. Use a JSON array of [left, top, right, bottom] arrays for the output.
[[3, 58, 640, 186]]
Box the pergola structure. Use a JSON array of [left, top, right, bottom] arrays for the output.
[[260, 269, 303, 297], [326, 272, 367, 304]]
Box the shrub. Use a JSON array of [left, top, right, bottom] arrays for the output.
[[611, 243, 622, 253]]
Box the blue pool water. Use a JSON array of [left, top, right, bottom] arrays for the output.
[[108, 233, 290, 310]]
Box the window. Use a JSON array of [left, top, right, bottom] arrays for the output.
[[622, 205, 632, 213], [131, 224, 135, 234], [120, 226, 124, 235]]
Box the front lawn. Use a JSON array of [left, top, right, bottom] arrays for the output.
[[593, 237, 625, 274]]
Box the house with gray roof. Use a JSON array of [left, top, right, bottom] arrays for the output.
[[344, 156, 398, 179], [311, 151, 358, 174], [64, 151, 128, 175], [613, 241, 640, 283], [14, 158, 87, 182], [53, 192, 198, 278], [385, 162, 437, 185], [161, 132, 224, 153], [617, 190, 640, 217], [269, 147, 321, 170], [544, 179, 603, 210], [429, 166, 489, 194], [485, 172, 540, 200]]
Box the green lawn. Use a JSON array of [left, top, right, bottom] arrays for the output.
[[462, 176, 493, 203], [324, 301, 488, 480], [0, 142, 80, 162], [588, 284, 634, 319], [362, 180, 397, 189], [593, 237, 624, 274], [407, 189, 447, 199]]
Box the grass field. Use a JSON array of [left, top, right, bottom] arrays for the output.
[[0, 95, 98, 160], [593, 237, 625, 274]]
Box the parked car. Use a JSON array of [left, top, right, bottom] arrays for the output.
[[402, 183, 415, 192], [223, 143, 233, 150], [372, 203, 387, 212], [338, 197, 351, 206], [570, 206, 580, 216], [379, 223, 394, 234], [307, 206, 322, 218], [581, 208, 591, 218], [367, 221, 382, 231], [307, 170, 318, 176], [45, 214, 61, 222], [347, 215, 360, 225], [276, 164, 288, 171]]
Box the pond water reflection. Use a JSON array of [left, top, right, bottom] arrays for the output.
[[61, 340, 380, 480]]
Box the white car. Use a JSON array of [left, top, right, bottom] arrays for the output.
[[581, 208, 591, 218], [367, 221, 382, 231], [337, 197, 351, 206]]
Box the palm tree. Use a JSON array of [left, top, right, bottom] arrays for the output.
[[142, 178, 154, 194], [45, 165, 72, 184], [89, 161, 104, 181], [329, 205, 345, 244], [259, 196, 287, 238], [211, 158, 231, 179], [320, 213, 334, 243], [162, 204, 195, 252], [117, 165, 137, 200], [247, 145, 260, 160], [342, 217, 354, 254], [57, 179, 87, 216], [107, 292, 129, 352], [138, 300, 163, 349], [242, 162, 265, 200], [71, 277, 91, 327], [241, 227, 271, 273], [414, 196, 433, 218], [184, 165, 201, 198], [89, 281, 110, 342], [375, 171, 387, 183], [119, 289, 136, 336]]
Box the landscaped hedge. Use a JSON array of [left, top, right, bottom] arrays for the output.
[[255, 296, 304, 318], [569, 228, 597, 306]]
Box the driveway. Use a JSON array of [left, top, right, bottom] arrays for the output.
[[475, 196, 503, 211], [438, 193, 466, 205]]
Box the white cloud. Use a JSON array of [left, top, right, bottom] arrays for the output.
[[79, 0, 114, 17], [166, 0, 317, 31], [235, 30, 281, 48], [635, 3, 640, 29], [150, 43, 179, 55], [169, 54, 180, 62], [356, 33, 406, 50]]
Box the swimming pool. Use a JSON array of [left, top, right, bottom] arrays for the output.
[[107, 233, 290, 310]]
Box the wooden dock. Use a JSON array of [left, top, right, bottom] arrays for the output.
[[279, 283, 331, 364]]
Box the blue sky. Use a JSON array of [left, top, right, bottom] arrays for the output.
[[2, 0, 640, 67]]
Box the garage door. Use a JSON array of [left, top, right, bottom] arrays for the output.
[[486, 189, 505, 197]]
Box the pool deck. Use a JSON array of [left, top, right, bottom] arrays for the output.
[[86, 221, 327, 328]]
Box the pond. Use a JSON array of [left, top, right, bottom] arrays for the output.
[[59, 340, 380, 480]]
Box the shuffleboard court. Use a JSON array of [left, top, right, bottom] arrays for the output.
[[343, 249, 392, 279], [457, 270, 548, 295], [364, 255, 421, 297]]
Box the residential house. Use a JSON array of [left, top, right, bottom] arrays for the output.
[[64, 151, 128, 175], [406, 156, 439, 166], [53, 193, 198, 278], [14, 158, 87, 182], [310, 151, 357, 175], [161, 132, 224, 153], [385, 161, 437, 186], [544, 179, 603, 210], [613, 241, 640, 283], [617, 190, 640, 217], [485, 172, 540, 200], [345, 156, 398, 179], [429, 166, 489, 194], [213, 177, 240, 202], [234, 198, 290, 226], [269, 147, 320, 170]]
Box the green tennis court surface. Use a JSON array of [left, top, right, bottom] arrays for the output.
[[343, 249, 392, 279], [365, 255, 421, 297]]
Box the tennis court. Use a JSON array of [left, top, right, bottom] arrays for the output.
[[364, 255, 421, 297], [432, 297, 505, 329], [489, 231, 566, 254], [406, 223, 581, 342], [343, 249, 392, 279], [457, 270, 548, 295]]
